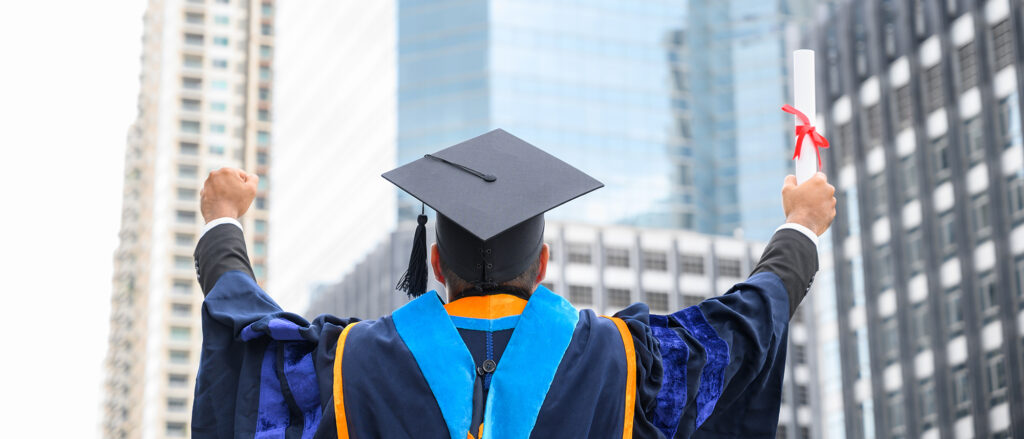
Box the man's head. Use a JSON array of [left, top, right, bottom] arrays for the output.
[[430, 243, 549, 302]]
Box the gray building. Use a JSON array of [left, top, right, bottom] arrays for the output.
[[307, 221, 819, 438], [810, 0, 1024, 437]]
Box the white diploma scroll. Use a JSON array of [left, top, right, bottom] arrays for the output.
[[793, 50, 817, 185]]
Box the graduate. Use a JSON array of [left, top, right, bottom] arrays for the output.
[[191, 129, 836, 438]]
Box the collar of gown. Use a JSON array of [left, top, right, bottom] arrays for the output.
[[444, 293, 528, 319]]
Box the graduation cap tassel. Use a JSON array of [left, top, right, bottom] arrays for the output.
[[396, 207, 429, 298]]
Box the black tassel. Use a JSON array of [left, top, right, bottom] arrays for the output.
[[396, 211, 429, 298]]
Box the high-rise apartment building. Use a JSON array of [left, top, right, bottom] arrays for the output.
[[810, 0, 1024, 437], [102, 0, 275, 437]]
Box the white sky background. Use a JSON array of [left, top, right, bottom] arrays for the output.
[[0, 1, 144, 436]]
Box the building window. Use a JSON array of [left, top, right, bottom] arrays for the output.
[[793, 344, 806, 364], [931, 135, 951, 180], [209, 123, 226, 134], [260, 66, 272, 81], [864, 104, 883, 145], [256, 130, 271, 146], [905, 228, 923, 275], [986, 352, 1008, 405], [971, 194, 991, 240], [567, 243, 591, 264], [183, 77, 202, 90], [261, 23, 273, 36], [178, 164, 198, 179], [924, 65, 945, 113], [212, 79, 228, 90], [175, 233, 194, 247], [952, 365, 971, 417], [717, 258, 742, 278], [213, 36, 229, 46], [963, 117, 985, 164], [938, 212, 956, 256], [255, 219, 267, 234], [212, 59, 228, 69], [209, 144, 225, 155], [179, 142, 198, 156], [255, 196, 267, 210], [679, 254, 705, 275], [681, 294, 703, 308], [258, 151, 268, 166], [170, 326, 190, 341], [871, 172, 887, 219], [174, 255, 193, 270], [172, 280, 192, 295], [259, 109, 270, 121], [214, 15, 229, 25], [184, 33, 204, 46], [642, 251, 667, 272], [1016, 258, 1024, 304], [183, 54, 202, 68], [166, 422, 187, 437], [946, 287, 964, 338], [796, 384, 809, 405], [1008, 176, 1024, 223], [181, 98, 200, 111], [894, 85, 913, 130], [568, 285, 593, 305], [254, 264, 265, 278], [957, 42, 978, 91], [646, 291, 668, 312], [836, 123, 854, 165], [605, 248, 630, 268], [876, 245, 894, 291], [168, 374, 188, 388], [886, 391, 904, 430], [171, 303, 192, 318], [175, 210, 195, 224], [608, 288, 632, 308], [180, 120, 200, 133], [978, 271, 998, 322], [210, 101, 226, 112], [262, 2, 273, 16], [997, 93, 1021, 149], [260, 45, 272, 59], [167, 397, 187, 412], [881, 316, 899, 365], [259, 87, 271, 101], [991, 20, 1014, 71], [918, 378, 936, 429], [169, 350, 190, 365], [185, 12, 204, 24], [254, 241, 266, 256], [912, 302, 929, 352]]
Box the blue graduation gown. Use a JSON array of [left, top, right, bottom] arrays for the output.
[[191, 225, 817, 438]]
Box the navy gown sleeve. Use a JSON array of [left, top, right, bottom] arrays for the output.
[[617, 228, 817, 438], [191, 223, 357, 439]]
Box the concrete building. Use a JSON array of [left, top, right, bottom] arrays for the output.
[[102, 0, 275, 437], [307, 221, 818, 438], [810, 0, 1024, 437]]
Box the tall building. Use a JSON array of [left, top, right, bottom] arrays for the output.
[[307, 220, 818, 438], [271, 0, 825, 308], [102, 0, 275, 437], [810, 0, 1024, 437]]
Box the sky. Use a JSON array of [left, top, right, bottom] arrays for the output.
[[0, 1, 145, 436]]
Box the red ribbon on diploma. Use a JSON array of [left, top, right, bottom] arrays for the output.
[[782, 104, 830, 169]]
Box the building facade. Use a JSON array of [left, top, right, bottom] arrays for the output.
[[308, 221, 819, 438], [811, 0, 1024, 437], [102, 0, 275, 437]]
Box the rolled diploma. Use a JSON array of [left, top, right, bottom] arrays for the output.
[[793, 49, 817, 185]]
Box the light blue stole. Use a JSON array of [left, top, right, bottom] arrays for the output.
[[391, 286, 579, 439]]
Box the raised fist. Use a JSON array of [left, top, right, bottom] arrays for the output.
[[782, 172, 837, 236], [200, 168, 259, 223]]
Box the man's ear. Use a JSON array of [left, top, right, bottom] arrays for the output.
[[535, 243, 549, 285], [430, 243, 446, 285]]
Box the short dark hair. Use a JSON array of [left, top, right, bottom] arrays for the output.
[[440, 252, 542, 300]]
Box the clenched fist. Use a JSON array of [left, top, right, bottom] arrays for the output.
[[782, 172, 837, 236], [200, 168, 259, 223]]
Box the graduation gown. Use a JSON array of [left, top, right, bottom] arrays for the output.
[[191, 224, 817, 438]]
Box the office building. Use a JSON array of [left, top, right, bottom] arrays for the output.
[[102, 0, 275, 437], [308, 220, 818, 438], [272, 0, 825, 313], [810, 0, 1024, 437]]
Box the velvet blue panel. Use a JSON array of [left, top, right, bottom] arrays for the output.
[[255, 342, 287, 438], [672, 306, 728, 428], [391, 291, 476, 439], [450, 315, 520, 331], [483, 285, 579, 439], [280, 343, 321, 439], [650, 314, 689, 438]]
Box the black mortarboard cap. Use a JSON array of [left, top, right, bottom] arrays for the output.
[[383, 129, 603, 295]]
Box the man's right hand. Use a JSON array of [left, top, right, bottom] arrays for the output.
[[200, 168, 259, 223], [782, 172, 836, 236]]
